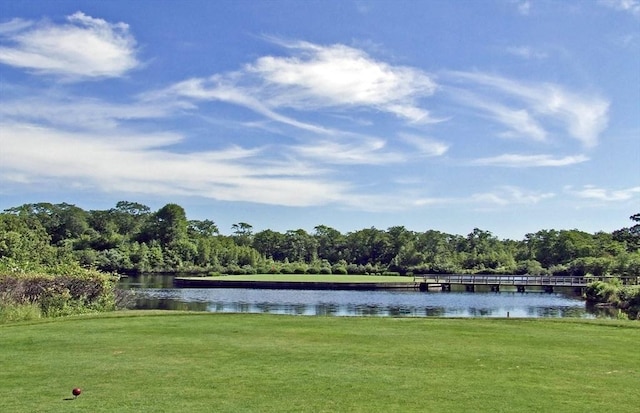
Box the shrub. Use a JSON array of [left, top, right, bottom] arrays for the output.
[[242, 265, 257, 275], [584, 279, 640, 319], [346, 264, 363, 275], [584, 280, 619, 304], [332, 265, 347, 275], [0, 295, 42, 323], [0, 267, 118, 321]]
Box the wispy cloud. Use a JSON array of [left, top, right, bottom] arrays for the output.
[[399, 134, 449, 157], [152, 39, 440, 125], [153, 77, 333, 134], [451, 88, 547, 142], [471, 186, 555, 206], [0, 94, 189, 130], [0, 122, 352, 207], [249, 40, 438, 122], [506, 46, 548, 60], [512, 0, 532, 15], [565, 185, 640, 201], [291, 138, 405, 165], [472, 153, 589, 167], [0, 12, 139, 79], [445, 71, 609, 147], [599, 0, 640, 18]]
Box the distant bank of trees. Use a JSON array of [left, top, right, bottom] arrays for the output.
[[1, 202, 639, 278]]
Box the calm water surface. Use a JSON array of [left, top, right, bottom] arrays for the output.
[[119, 274, 602, 318]]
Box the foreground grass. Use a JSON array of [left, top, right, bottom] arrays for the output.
[[185, 274, 417, 283], [1, 313, 639, 412]]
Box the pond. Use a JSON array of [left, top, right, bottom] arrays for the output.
[[118, 274, 606, 318]]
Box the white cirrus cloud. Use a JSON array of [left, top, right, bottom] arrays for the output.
[[599, 0, 640, 18], [291, 138, 407, 165], [399, 134, 450, 157], [472, 153, 590, 167], [445, 71, 609, 147], [471, 186, 555, 206], [0, 122, 354, 207], [247, 40, 438, 122], [0, 12, 139, 79], [565, 185, 640, 201], [506, 46, 548, 60], [156, 76, 333, 134], [0, 95, 190, 130], [515, 1, 532, 15], [153, 39, 440, 125]]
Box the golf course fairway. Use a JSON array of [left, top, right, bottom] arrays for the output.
[[1, 312, 638, 412]]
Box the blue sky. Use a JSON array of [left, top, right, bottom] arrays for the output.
[[0, 0, 638, 239]]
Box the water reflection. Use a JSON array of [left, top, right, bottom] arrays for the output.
[[122, 285, 597, 318]]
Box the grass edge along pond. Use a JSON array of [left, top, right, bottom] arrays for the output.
[[1, 312, 639, 413]]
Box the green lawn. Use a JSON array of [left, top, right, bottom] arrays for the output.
[[1, 312, 639, 412], [184, 274, 417, 283]]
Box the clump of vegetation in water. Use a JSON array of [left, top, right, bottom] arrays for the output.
[[585, 278, 640, 320]]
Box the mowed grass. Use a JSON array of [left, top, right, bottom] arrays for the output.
[[1, 313, 639, 413], [186, 274, 417, 283]]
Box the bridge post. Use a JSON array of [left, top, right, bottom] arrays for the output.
[[543, 285, 554, 293], [442, 283, 451, 292], [517, 285, 525, 293], [465, 284, 475, 292], [490, 285, 500, 292]]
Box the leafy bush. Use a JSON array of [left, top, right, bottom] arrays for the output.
[[0, 266, 118, 321], [585, 279, 640, 319], [515, 260, 545, 276], [331, 265, 347, 275], [346, 264, 363, 274], [584, 280, 619, 304], [0, 295, 42, 323]]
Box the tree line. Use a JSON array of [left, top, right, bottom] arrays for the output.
[[1, 202, 639, 278]]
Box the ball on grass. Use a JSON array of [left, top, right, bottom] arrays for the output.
[[72, 388, 82, 397]]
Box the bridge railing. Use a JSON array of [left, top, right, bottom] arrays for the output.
[[412, 274, 639, 287]]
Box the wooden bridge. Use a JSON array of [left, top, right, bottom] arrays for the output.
[[412, 274, 640, 293]]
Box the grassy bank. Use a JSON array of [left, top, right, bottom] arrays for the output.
[[1, 313, 639, 412]]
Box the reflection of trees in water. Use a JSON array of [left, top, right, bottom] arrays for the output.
[[292, 304, 307, 315], [131, 290, 600, 319], [535, 307, 560, 317], [533, 306, 589, 318], [356, 305, 380, 316], [388, 306, 414, 317], [468, 307, 494, 317], [256, 302, 273, 313], [135, 297, 207, 311], [424, 307, 446, 317], [585, 303, 618, 319], [118, 274, 175, 289], [315, 303, 339, 316]]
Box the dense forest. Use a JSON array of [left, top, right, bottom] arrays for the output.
[[1, 202, 639, 278]]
